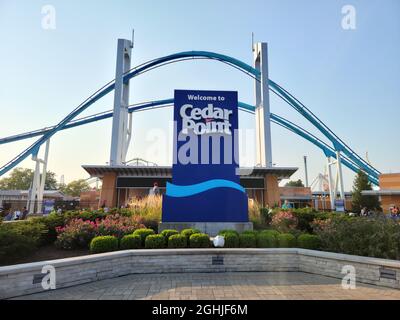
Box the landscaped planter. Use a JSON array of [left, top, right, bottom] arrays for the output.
[[1, 248, 400, 300]]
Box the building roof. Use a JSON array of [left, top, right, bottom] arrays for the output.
[[0, 190, 66, 198], [82, 165, 298, 180], [362, 190, 400, 196]]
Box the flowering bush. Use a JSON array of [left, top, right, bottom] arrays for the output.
[[96, 214, 145, 239], [55, 219, 97, 250], [271, 211, 298, 233], [55, 215, 145, 250]]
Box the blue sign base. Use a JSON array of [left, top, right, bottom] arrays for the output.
[[162, 187, 248, 223]]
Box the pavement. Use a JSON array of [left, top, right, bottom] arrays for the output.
[[12, 272, 400, 300]]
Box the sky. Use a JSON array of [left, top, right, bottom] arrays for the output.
[[0, 0, 399, 190]]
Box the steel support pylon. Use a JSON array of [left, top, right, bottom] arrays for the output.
[[110, 39, 132, 166], [253, 42, 273, 168], [326, 151, 346, 211], [27, 139, 50, 214]]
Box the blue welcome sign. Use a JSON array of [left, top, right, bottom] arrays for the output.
[[162, 89, 248, 222]]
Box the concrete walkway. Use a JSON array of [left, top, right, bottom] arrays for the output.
[[12, 272, 400, 300]]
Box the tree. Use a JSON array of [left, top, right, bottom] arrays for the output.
[[351, 170, 381, 213], [285, 179, 304, 187], [60, 179, 91, 197], [0, 167, 58, 190]]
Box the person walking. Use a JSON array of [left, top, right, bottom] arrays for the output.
[[13, 209, 21, 220], [21, 207, 29, 220], [282, 200, 292, 210], [149, 182, 160, 196], [361, 207, 368, 217], [393, 206, 399, 218]]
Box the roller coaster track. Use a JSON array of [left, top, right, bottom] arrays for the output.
[[0, 99, 379, 186], [0, 51, 380, 185]]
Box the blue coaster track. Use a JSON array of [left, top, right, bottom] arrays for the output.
[[0, 51, 380, 185]]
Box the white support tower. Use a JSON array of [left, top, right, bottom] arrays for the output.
[[253, 42, 273, 168], [326, 152, 346, 210], [27, 139, 50, 214], [303, 156, 309, 187], [326, 157, 336, 210], [110, 39, 133, 166]]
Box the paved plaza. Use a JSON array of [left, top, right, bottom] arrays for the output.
[[12, 272, 400, 300]]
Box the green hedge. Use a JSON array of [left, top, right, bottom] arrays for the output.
[[239, 233, 257, 248], [259, 229, 280, 237], [0, 228, 36, 262], [145, 234, 165, 249], [297, 234, 321, 250], [90, 236, 118, 253], [168, 234, 187, 248], [257, 233, 277, 248], [1, 220, 47, 247], [181, 228, 201, 239], [241, 230, 258, 236], [277, 233, 296, 248], [189, 233, 210, 248], [0, 220, 48, 263], [314, 217, 400, 259], [223, 233, 239, 248], [120, 234, 141, 250], [218, 229, 239, 237], [133, 228, 155, 246], [160, 229, 179, 242]]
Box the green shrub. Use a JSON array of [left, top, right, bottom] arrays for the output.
[[141, 219, 159, 233], [168, 234, 187, 248], [277, 233, 296, 248], [145, 234, 165, 249], [63, 210, 107, 223], [218, 229, 239, 236], [259, 229, 280, 238], [241, 230, 258, 236], [133, 228, 155, 246], [314, 216, 400, 259], [223, 233, 239, 248], [239, 233, 257, 248], [181, 228, 201, 239], [90, 236, 118, 254], [78, 210, 108, 222], [0, 228, 36, 262], [1, 220, 48, 247], [120, 234, 141, 250], [297, 234, 321, 250], [257, 233, 277, 248], [160, 229, 179, 242], [34, 213, 65, 244], [189, 233, 210, 248]]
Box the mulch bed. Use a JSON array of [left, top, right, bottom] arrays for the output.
[[0, 245, 90, 267]]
